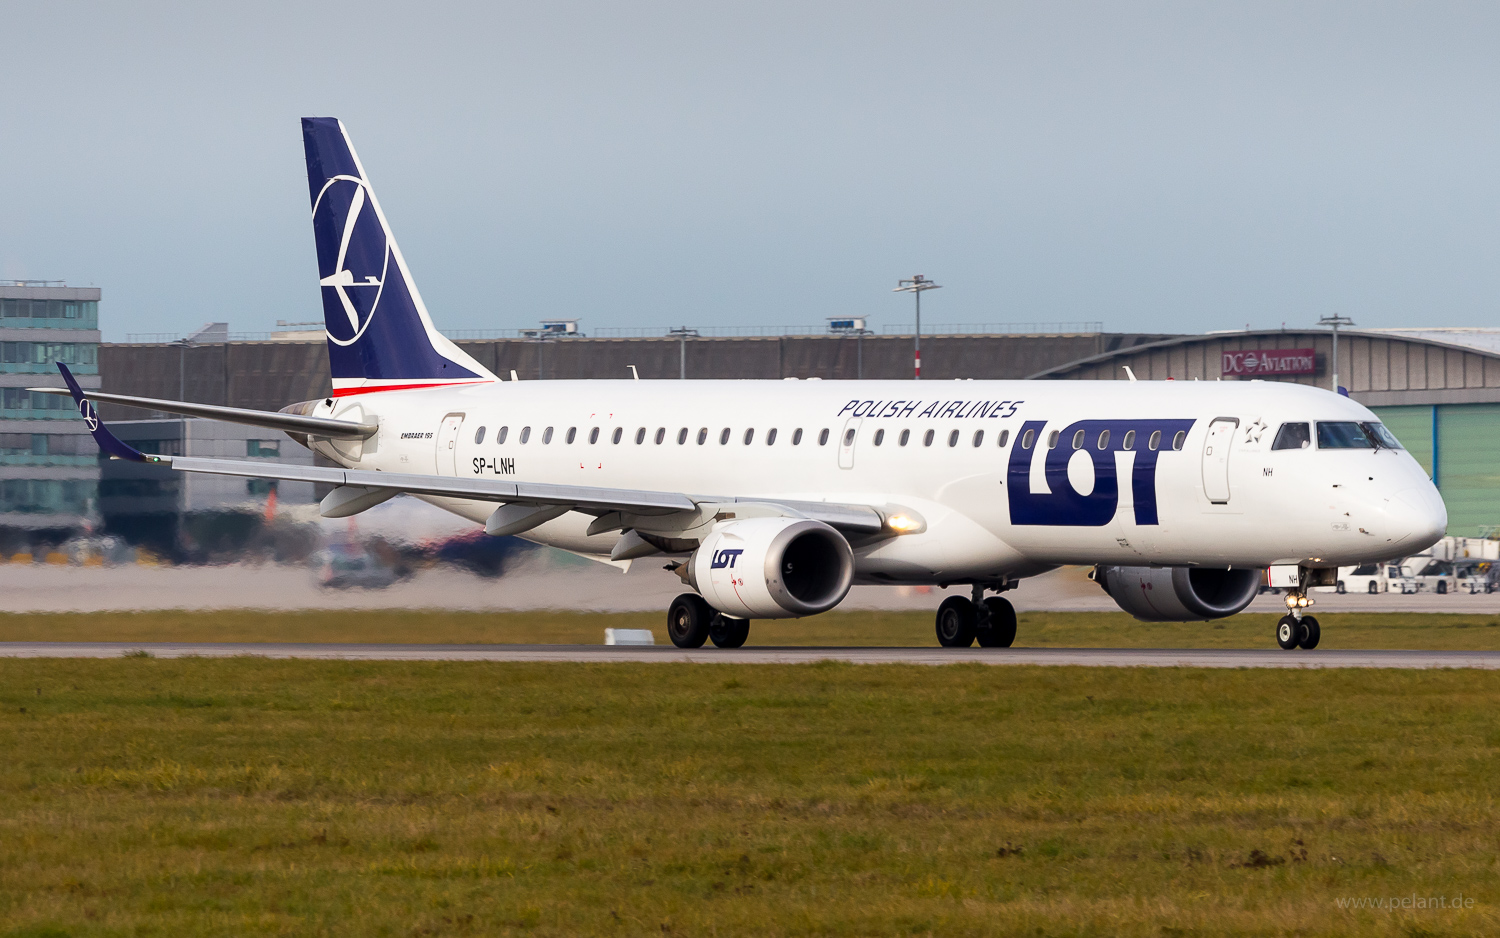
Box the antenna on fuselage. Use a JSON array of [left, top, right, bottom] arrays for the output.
[[1123, 366, 1138, 382]]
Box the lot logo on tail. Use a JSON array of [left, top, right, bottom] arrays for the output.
[[1007, 419, 1194, 526], [312, 176, 388, 346]]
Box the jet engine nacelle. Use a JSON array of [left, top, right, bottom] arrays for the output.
[[688, 517, 854, 619], [1093, 565, 1262, 621]]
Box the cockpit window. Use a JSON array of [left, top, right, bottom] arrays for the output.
[[1271, 422, 1310, 450], [1317, 421, 1374, 449], [1363, 422, 1404, 449]]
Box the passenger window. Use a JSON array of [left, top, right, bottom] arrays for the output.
[[818, 429, 829, 445], [566, 427, 577, 444], [474, 426, 486, 445], [720, 428, 731, 445], [899, 429, 910, 446], [1097, 429, 1110, 449], [697, 427, 708, 445], [655, 428, 666, 445], [972, 430, 984, 447], [519, 426, 531, 444], [612, 427, 623, 444], [1021, 429, 1034, 449], [766, 428, 777, 445], [542, 426, 554, 444], [1047, 430, 1059, 449], [1122, 430, 1134, 450], [1148, 430, 1160, 451], [497, 426, 508, 444], [997, 429, 1009, 447], [873, 429, 884, 446], [923, 429, 935, 447], [677, 428, 688, 444], [741, 428, 753, 445], [1271, 422, 1311, 450], [792, 428, 802, 445], [589, 427, 600, 444], [1172, 431, 1185, 451], [635, 427, 646, 444], [1071, 429, 1084, 449], [948, 429, 960, 447], [843, 428, 856, 446], [1316, 421, 1373, 449]]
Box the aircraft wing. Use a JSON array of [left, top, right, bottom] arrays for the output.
[[51, 363, 885, 533]]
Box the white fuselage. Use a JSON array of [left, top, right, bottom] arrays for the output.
[[307, 378, 1447, 584]]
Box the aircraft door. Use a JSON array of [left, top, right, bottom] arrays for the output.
[[838, 417, 861, 469], [1201, 417, 1238, 504], [436, 413, 465, 476]]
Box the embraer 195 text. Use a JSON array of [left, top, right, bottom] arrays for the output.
[[45, 119, 1448, 651]]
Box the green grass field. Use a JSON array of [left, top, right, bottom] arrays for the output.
[[1, 657, 1497, 936], [1, 608, 1498, 649]]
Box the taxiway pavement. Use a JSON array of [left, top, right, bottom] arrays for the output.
[[2, 642, 1497, 669]]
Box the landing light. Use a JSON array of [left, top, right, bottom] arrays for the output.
[[1284, 594, 1313, 609], [886, 514, 922, 534]]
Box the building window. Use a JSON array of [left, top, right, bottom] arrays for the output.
[[247, 439, 280, 457]]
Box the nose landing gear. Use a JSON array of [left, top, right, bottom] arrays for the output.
[[1276, 575, 1322, 650]]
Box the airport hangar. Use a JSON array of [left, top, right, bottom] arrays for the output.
[[79, 324, 1500, 541]]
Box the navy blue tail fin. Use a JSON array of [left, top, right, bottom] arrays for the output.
[[301, 118, 494, 392]]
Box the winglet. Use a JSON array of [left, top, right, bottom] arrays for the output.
[[56, 363, 155, 463]]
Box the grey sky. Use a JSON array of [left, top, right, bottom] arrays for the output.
[[3, 1, 1498, 340]]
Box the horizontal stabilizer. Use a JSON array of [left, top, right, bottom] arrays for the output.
[[29, 386, 376, 440]]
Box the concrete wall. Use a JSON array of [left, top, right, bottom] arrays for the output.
[[98, 332, 1170, 415]]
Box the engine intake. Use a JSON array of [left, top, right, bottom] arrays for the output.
[[1093, 565, 1262, 621], [689, 518, 854, 618]]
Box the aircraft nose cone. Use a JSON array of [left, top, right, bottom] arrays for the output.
[[1384, 485, 1447, 555]]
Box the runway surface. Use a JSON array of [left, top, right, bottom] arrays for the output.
[[2, 642, 1498, 669]]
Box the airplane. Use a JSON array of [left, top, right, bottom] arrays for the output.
[[40, 118, 1448, 652]]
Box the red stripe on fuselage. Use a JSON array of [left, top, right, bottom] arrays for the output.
[[330, 380, 492, 398]]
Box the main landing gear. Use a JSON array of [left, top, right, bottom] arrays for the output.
[[1275, 585, 1321, 651], [667, 593, 749, 649], [935, 585, 1018, 648]]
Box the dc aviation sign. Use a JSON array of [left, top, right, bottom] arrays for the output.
[[1222, 349, 1315, 377]]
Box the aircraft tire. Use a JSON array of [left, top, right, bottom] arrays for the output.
[[1275, 615, 1300, 650], [935, 596, 977, 648], [1368, 582, 1378, 594], [1298, 615, 1321, 650], [709, 614, 750, 649], [976, 597, 1017, 648], [667, 593, 713, 648], [1336, 580, 1346, 594]]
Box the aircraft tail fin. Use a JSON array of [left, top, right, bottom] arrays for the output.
[[301, 118, 495, 394]]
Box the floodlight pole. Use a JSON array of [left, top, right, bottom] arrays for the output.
[[894, 275, 940, 380], [1318, 314, 1355, 393], [668, 326, 698, 379]]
